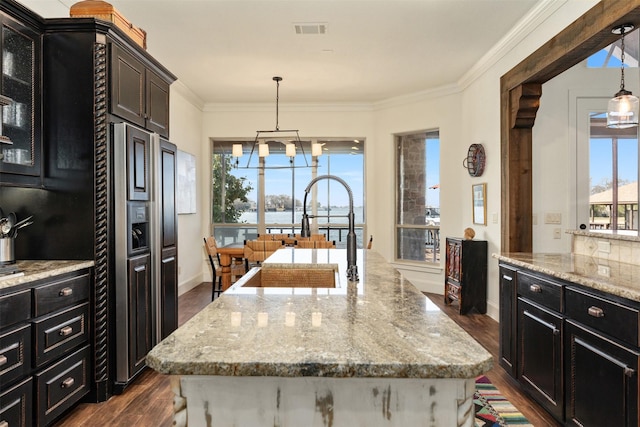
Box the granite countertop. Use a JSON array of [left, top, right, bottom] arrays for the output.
[[147, 248, 493, 379], [0, 260, 95, 292], [494, 252, 640, 302]]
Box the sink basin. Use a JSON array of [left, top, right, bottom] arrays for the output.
[[239, 264, 338, 288]]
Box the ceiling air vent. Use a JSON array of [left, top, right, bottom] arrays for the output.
[[294, 23, 327, 35]]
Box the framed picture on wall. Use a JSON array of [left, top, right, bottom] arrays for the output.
[[177, 149, 196, 214], [472, 183, 486, 225]]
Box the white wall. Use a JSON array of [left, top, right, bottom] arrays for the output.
[[172, 0, 600, 320], [169, 83, 206, 295]]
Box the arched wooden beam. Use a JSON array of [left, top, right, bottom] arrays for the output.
[[500, 0, 640, 253]]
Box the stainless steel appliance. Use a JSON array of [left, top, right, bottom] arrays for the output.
[[113, 123, 178, 389]]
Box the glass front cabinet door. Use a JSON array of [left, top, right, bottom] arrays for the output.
[[0, 13, 40, 186]]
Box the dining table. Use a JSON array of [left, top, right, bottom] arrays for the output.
[[216, 242, 245, 291]]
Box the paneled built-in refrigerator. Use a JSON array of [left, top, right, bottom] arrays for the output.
[[113, 123, 178, 390]]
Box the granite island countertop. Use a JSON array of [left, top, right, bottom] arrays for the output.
[[0, 259, 95, 293], [147, 248, 493, 379], [494, 252, 640, 302]]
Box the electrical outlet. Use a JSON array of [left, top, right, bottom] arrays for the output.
[[553, 228, 561, 239], [597, 265, 610, 277], [597, 241, 611, 253]]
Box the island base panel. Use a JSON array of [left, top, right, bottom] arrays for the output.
[[176, 376, 476, 427]]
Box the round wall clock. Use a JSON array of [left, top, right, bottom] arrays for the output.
[[463, 143, 485, 177]]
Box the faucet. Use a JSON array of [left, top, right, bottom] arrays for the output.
[[301, 175, 358, 282]]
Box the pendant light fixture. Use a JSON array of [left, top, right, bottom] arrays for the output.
[[607, 24, 639, 129], [233, 76, 320, 169]]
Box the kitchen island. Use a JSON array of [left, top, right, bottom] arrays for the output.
[[147, 248, 492, 426]]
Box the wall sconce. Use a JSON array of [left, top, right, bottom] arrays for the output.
[[607, 24, 639, 129]]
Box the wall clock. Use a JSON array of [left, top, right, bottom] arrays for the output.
[[463, 143, 485, 177]]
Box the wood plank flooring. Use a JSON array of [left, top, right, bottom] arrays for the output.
[[53, 283, 560, 426]]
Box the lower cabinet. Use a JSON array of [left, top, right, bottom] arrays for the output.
[[0, 268, 93, 427], [499, 262, 640, 427], [565, 320, 639, 427], [128, 254, 152, 379], [517, 298, 564, 422]]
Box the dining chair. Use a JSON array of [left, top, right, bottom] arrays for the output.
[[310, 233, 327, 241], [314, 240, 336, 249], [204, 237, 245, 301], [243, 239, 265, 270], [295, 240, 315, 248], [263, 239, 285, 259]]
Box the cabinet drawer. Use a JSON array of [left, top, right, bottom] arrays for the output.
[[35, 345, 90, 427], [517, 271, 562, 312], [0, 376, 32, 427], [33, 271, 90, 317], [0, 324, 31, 387], [33, 303, 89, 368], [566, 286, 639, 347], [0, 290, 31, 330]]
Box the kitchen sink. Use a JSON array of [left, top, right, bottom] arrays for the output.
[[239, 264, 339, 288]]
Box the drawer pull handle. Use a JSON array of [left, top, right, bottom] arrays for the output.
[[59, 287, 73, 297], [625, 367, 636, 377], [59, 326, 73, 336], [0, 355, 6, 366], [61, 377, 75, 388], [588, 306, 605, 318], [529, 284, 542, 293], [502, 274, 513, 281], [0, 420, 8, 427]]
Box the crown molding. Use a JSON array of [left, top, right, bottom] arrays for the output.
[[172, 81, 205, 110]]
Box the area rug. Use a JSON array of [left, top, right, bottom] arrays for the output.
[[475, 375, 533, 427]]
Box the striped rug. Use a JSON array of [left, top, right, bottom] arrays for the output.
[[474, 375, 533, 427]]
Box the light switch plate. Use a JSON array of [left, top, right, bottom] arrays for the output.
[[545, 212, 562, 224]]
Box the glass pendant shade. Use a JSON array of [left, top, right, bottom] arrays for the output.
[[232, 143, 243, 157], [285, 143, 296, 157], [258, 143, 269, 157], [607, 89, 640, 129]]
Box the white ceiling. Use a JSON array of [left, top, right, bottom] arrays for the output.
[[18, 0, 540, 104]]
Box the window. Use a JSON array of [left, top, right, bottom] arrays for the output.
[[395, 130, 440, 263], [587, 113, 638, 232], [211, 139, 365, 247]]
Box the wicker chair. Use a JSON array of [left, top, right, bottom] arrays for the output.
[[314, 240, 336, 249], [295, 240, 315, 248], [204, 237, 245, 300]]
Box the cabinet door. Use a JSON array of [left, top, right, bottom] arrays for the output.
[[499, 265, 517, 377], [126, 125, 150, 201], [127, 253, 152, 378], [518, 298, 564, 423], [146, 70, 169, 137], [111, 44, 145, 127], [0, 13, 41, 185], [565, 320, 639, 427], [159, 139, 177, 247], [160, 246, 178, 340]]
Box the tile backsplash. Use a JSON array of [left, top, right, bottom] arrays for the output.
[[570, 230, 640, 265]]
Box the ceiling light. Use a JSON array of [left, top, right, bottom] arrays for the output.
[[607, 24, 639, 129], [238, 77, 318, 169]]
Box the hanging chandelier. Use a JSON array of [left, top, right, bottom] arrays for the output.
[[607, 24, 639, 129], [232, 76, 322, 169]]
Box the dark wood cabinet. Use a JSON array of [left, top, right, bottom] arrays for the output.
[[0, 267, 92, 427], [499, 264, 517, 376], [126, 125, 151, 201], [160, 246, 178, 340], [0, 9, 41, 186], [500, 262, 640, 426], [111, 43, 170, 137], [0, 376, 32, 427], [517, 297, 564, 422], [444, 237, 487, 314], [127, 253, 152, 379]]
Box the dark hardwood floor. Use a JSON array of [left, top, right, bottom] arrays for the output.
[[53, 284, 560, 426]]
